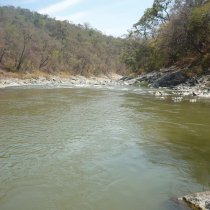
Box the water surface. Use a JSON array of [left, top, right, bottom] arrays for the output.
[[0, 87, 210, 210]]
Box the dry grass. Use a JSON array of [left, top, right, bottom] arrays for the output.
[[57, 71, 72, 78], [0, 69, 73, 80], [0, 69, 19, 79]]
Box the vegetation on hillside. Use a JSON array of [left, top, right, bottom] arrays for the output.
[[0, 6, 127, 76], [122, 0, 210, 75], [1, 1, 209, 78]]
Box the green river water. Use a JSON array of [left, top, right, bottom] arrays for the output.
[[0, 86, 210, 210]]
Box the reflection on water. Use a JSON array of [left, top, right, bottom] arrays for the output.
[[0, 87, 210, 210]]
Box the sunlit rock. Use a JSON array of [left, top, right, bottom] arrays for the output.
[[179, 191, 210, 210]]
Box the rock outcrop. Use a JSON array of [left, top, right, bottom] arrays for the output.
[[120, 67, 210, 98], [179, 191, 210, 210]]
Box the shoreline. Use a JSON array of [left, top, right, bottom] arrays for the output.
[[121, 68, 210, 98], [0, 74, 124, 89], [1, 70, 210, 99]]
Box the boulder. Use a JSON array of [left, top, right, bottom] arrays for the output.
[[180, 191, 210, 210], [152, 70, 188, 88]]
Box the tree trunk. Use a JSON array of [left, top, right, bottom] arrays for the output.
[[39, 56, 49, 69], [0, 48, 6, 63], [16, 42, 26, 71], [16, 33, 31, 71]]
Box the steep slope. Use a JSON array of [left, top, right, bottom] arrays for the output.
[[122, 0, 210, 75], [0, 6, 127, 76]]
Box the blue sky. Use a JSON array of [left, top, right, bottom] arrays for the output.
[[0, 0, 154, 37]]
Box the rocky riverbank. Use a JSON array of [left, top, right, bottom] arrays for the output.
[[120, 67, 210, 98], [1, 68, 210, 99], [0, 73, 123, 89]]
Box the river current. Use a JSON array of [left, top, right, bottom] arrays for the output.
[[0, 86, 210, 210]]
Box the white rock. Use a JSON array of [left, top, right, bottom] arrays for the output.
[[180, 191, 210, 210]]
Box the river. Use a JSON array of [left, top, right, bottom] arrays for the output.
[[0, 86, 210, 210]]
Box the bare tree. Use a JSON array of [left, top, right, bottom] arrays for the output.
[[16, 31, 32, 71], [0, 47, 6, 63]]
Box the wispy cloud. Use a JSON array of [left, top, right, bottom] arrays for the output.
[[38, 0, 83, 15], [20, 0, 39, 3]]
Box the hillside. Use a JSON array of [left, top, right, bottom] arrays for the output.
[[0, 6, 127, 76], [122, 0, 210, 76], [1, 1, 209, 84]]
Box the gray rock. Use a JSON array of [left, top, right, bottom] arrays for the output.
[[136, 71, 163, 84], [119, 76, 135, 81], [152, 70, 188, 88], [180, 191, 210, 210]]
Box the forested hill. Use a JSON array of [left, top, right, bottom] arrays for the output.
[[122, 0, 210, 75], [0, 6, 127, 76], [1, 1, 209, 79]]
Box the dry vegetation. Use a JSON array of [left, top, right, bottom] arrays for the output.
[[0, 6, 128, 77], [122, 0, 210, 75], [1, 1, 209, 79]]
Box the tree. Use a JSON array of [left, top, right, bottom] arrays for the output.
[[123, 0, 210, 74], [0, 43, 6, 63], [16, 31, 32, 71], [134, 0, 173, 38], [187, 1, 210, 54], [0, 6, 127, 75]]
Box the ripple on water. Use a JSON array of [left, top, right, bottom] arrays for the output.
[[0, 87, 210, 210]]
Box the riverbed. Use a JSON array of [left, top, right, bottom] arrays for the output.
[[0, 86, 210, 210]]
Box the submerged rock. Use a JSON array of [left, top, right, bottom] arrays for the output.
[[179, 191, 210, 210]]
